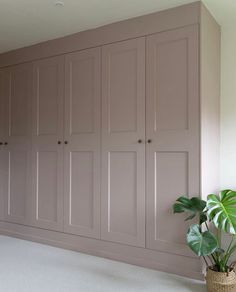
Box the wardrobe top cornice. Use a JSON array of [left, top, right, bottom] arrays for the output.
[[0, 1, 201, 68]]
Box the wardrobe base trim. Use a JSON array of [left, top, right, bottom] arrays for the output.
[[0, 221, 203, 280]]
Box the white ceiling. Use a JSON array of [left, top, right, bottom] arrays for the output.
[[0, 0, 235, 53]]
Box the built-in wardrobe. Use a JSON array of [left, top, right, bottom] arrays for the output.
[[0, 2, 220, 280]]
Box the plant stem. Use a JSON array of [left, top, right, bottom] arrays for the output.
[[211, 253, 218, 264], [226, 235, 234, 255], [216, 229, 221, 249], [203, 222, 219, 268], [223, 235, 235, 267], [205, 222, 209, 231]]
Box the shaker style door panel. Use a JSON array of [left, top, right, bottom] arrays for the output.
[[146, 25, 200, 256], [0, 70, 5, 140], [31, 56, 64, 231], [64, 48, 101, 239], [3, 64, 32, 225], [101, 38, 145, 247], [0, 70, 6, 220]]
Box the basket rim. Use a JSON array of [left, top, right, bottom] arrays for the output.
[[207, 267, 236, 275]]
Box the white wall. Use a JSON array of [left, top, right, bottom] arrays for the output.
[[221, 25, 236, 189]]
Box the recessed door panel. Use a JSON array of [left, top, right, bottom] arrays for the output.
[[64, 48, 101, 239], [146, 25, 200, 256], [36, 151, 58, 222], [108, 49, 138, 133], [0, 149, 4, 220], [6, 64, 32, 144], [3, 146, 31, 224], [7, 150, 27, 219], [32, 56, 64, 231], [69, 151, 94, 228], [9, 69, 29, 137], [70, 58, 95, 135], [108, 151, 137, 236], [154, 38, 188, 131], [101, 38, 145, 247], [154, 152, 188, 245], [36, 64, 60, 136], [0, 70, 5, 140]]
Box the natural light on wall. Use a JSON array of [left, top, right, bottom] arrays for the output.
[[201, 1, 236, 189], [221, 25, 236, 189]]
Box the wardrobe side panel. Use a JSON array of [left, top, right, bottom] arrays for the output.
[[200, 3, 220, 198]]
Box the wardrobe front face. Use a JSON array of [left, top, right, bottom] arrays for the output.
[[0, 23, 201, 272], [100, 25, 199, 253]]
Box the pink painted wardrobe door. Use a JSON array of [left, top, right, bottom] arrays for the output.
[[31, 56, 64, 231], [0, 70, 5, 143], [64, 48, 101, 239], [0, 70, 6, 220], [3, 63, 32, 225], [101, 38, 145, 247], [146, 25, 200, 256]]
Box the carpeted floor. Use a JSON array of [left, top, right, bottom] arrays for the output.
[[0, 235, 206, 292]]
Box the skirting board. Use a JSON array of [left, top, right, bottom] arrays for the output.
[[0, 221, 203, 280]]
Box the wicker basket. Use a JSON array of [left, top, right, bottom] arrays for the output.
[[206, 268, 236, 292]]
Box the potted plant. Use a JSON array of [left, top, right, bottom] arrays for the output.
[[173, 189, 236, 292]]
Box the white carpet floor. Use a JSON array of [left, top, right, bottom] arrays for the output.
[[0, 235, 206, 292]]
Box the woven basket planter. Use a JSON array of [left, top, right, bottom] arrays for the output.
[[206, 268, 236, 292]]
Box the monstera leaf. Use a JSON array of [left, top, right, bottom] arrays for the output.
[[173, 196, 207, 224], [187, 224, 218, 256], [207, 190, 236, 234]]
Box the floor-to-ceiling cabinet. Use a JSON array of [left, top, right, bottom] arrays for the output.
[[101, 38, 146, 248], [146, 26, 200, 255], [64, 48, 101, 239], [0, 2, 220, 280], [2, 64, 32, 225], [31, 56, 64, 231], [0, 69, 5, 221]]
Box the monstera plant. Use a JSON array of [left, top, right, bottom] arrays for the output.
[[173, 190, 236, 291]]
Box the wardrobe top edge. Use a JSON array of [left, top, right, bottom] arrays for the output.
[[0, 1, 210, 68]]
